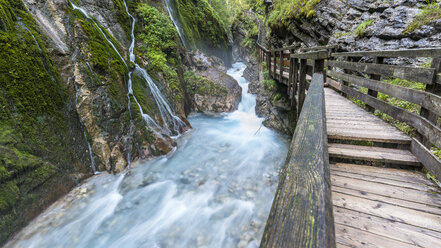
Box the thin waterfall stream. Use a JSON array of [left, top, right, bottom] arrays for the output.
[[5, 63, 289, 248]]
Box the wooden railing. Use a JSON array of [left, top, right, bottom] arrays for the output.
[[256, 42, 441, 247], [257, 43, 336, 248], [326, 49, 441, 179]]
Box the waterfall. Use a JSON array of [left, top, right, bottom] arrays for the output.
[[68, 0, 186, 168], [122, 0, 186, 136], [164, 0, 188, 49], [70, 1, 127, 67], [84, 131, 97, 173]]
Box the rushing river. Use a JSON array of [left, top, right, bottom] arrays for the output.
[[5, 63, 288, 248]]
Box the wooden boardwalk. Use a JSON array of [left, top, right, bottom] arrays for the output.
[[325, 87, 441, 247]]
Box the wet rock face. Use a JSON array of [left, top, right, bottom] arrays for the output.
[[270, 0, 441, 52], [245, 63, 294, 136], [21, 0, 189, 173], [186, 51, 242, 113]]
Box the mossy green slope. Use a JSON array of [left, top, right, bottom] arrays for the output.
[[0, 0, 91, 244], [169, 0, 232, 66]]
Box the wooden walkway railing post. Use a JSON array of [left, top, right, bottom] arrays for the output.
[[366, 57, 384, 113], [298, 59, 307, 118], [419, 57, 441, 148]]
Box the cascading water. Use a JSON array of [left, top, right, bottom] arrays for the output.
[[164, 0, 188, 49], [69, 1, 186, 166], [84, 131, 97, 173], [70, 1, 127, 67], [122, 0, 185, 136], [5, 63, 289, 248]]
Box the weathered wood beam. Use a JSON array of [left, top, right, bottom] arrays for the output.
[[261, 73, 335, 248], [291, 50, 329, 60], [327, 79, 441, 149], [327, 60, 435, 85], [327, 70, 441, 116], [411, 138, 441, 181], [366, 57, 383, 113], [332, 48, 441, 58], [298, 59, 307, 117]]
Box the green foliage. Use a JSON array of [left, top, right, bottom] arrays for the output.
[[232, 11, 259, 50], [263, 79, 277, 92], [184, 71, 228, 96], [374, 78, 424, 134], [403, 1, 441, 34], [267, 0, 321, 28], [136, 3, 184, 103], [273, 93, 282, 103], [354, 20, 373, 37]]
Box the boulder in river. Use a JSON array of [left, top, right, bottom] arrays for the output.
[[185, 51, 242, 113]]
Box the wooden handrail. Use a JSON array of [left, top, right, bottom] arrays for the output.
[[332, 47, 441, 58], [256, 42, 441, 246], [260, 73, 335, 248]]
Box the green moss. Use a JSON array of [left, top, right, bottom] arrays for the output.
[[403, 1, 441, 34], [0, 1, 88, 244], [232, 11, 259, 50], [0, 180, 19, 212], [75, 15, 126, 75], [184, 71, 228, 96], [354, 20, 374, 37], [170, 0, 231, 63], [135, 3, 185, 106], [267, 0, 321, 29]]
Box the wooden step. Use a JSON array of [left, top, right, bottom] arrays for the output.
[[328, 143, 420, 166]]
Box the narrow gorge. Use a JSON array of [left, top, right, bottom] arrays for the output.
[[1, 0, 441, 247]]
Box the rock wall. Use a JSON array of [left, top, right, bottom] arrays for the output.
[[269, 0, 441, 52], [184, 51, 241, 113]]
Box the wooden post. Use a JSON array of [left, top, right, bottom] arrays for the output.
[[279, 50, 284, 82], [341, 57, 351, 97], [418, 57, 441, 148], [267, 51, 271, 75], [298, 58, 307, 117], [272, 51, 276, 79], [291, 58, 298, 108], [314, 58, 325, 74], [366, 57, 384, 113]]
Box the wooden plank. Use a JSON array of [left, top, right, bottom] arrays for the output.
[[300, 45, 337, 52], [328, 143, 420, 166], [327, 70, 441, 116], [261, 73, 335, 248], [331, 175, 441, 206], [291, 50, 329, 60], [272, 45, 297, 52], [327, 130, 412, 144], [335, 223, 416, 248], [327, 60, 435, 84], [327, 79, 441, 149], [411, 138, 441, 181], [331, 163, 431, 186], [332, 185, 441, 215], [333, 192, 441, 232], [332, 48, 441, 58], [333, 206, 441, 246], [331, 169, 437, 192]]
